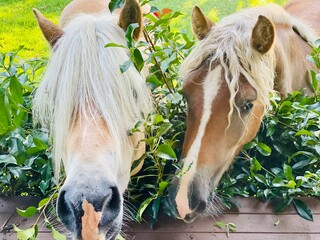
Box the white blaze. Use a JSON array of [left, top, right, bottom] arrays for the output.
[[176, 65, 222, 218]]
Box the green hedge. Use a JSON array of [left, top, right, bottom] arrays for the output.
[[0, 3, 319, 238]]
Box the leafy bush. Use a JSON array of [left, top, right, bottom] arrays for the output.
[[0, 1, 319, 239], [125, 10, 320, 224], [0, 47, 54, 196]]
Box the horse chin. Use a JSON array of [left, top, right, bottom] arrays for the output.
[[101, 219, 122, 240], [169, 170, 222, 222]]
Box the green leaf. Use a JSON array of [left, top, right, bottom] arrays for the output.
[[151, 196, 161, 228], [256, 142, 272, 156], [136, 196, 156, 221], [132, 48, 144, 72], [38, 197, 50, 209], [158, 181, 169, 194], [9, 77, 23, 104], [162, 197, 178, 218], [120, 60, 132, 73], [293, 199, 313, 221], [125, 23, 139, 48], [12, 109, 26, 127], [284, 164, 294, 181], [214, 221, 226, 228], [0, 89, 10, 134], [16, 206, 37, 218], [156, 123, 172, 137], [272, 177, 285, 187], [251, 157, 262, 172], [14, 225, 37, 239], [116, 235, 125, 240], [160, 53, 177, 73], [108, 0, 124, 13], [285, 180, 296, 189], [51, 227, 66, 240], [33, 137, 47, 150], [104, 43, 126, 49], [242, 141, 257, 150], [295, 130, 314, 137], [0, 155, 17, 165], [155, 144, 177, 160], [151, 114, 164, 124], [310, 70, 319, 92], [273, 198, 293, 213], [228, 223, 237, 232], [254, 174, 267, 185]]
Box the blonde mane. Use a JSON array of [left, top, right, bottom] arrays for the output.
[[33, 14, 152, 177], [181, 4, 317, 119]]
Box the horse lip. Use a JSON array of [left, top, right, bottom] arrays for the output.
[[182, 200, 207, 223]]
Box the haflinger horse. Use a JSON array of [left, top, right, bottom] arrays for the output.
[[32, 0, 152, 239], [169, 0, 320, 222]]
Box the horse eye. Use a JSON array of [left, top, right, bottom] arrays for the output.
[[243, 102, 254, 112]]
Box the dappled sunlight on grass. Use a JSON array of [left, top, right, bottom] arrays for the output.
[[0, 0, 69, 59], [155, 0, 287, 34]]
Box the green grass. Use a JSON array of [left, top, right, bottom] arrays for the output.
[[0, 0, 287, 59], [155, 0, 287, 33], [0, 0, 70, 59]]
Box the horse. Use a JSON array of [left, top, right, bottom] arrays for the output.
[[32, 0, 152, 238], [169, 0, 320, 222]]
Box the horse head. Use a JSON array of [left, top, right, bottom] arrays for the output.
[[169, 5, 283, 223], [33, 0, 151, 238]]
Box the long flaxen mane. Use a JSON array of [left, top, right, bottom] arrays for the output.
[[33, 13, 152, 177], [181, 4, 317, 122]]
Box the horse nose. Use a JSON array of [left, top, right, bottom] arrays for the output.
[[168, 175, 207, 222], [56, 186, 121, 236], [184, 198, 207, 223]]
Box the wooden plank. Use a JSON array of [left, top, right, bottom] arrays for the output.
[[3, 213, 59, 232], [1, 232, 55, 240], [127, 233, 320, 240], [0, 197, 41, 214], [1, 196, 319, 239], [129, 214, 320, 233], [0, 213, 14, 234], [2, 232, 319, 240]]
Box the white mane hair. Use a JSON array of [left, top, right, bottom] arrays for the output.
[[181, 4, 317, 120], [33, 13, 152, 177]]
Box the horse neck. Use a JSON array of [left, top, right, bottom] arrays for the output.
[[273, 24, 314, 95]]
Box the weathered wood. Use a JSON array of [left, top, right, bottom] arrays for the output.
[[0, 197, 319, 240], [128, 214, 320, 234], [1, 232, 56, 240], [126, 233, 320, 240], [0, 197, 41, 213]]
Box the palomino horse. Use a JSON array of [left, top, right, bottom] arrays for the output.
[[170, 0, 320, 222], [33, 0, 152, 238]]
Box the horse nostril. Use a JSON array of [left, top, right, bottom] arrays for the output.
[[100, 187, 121, 227], [56, 190, 77, 232], [184, 200, 207, 223], [195, 200, 207, 213]]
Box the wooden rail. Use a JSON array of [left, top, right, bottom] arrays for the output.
[[0, 197, 319, 239]]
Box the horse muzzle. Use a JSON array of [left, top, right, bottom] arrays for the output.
[[57, 180, 122, 239], [168, 175, 208, 223]]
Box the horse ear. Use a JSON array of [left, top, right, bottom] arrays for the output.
[[33, 9, 64, 48], [251, 15, 275, 54], [118, 0, 142, 41], [191, 6, 215, 40]]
